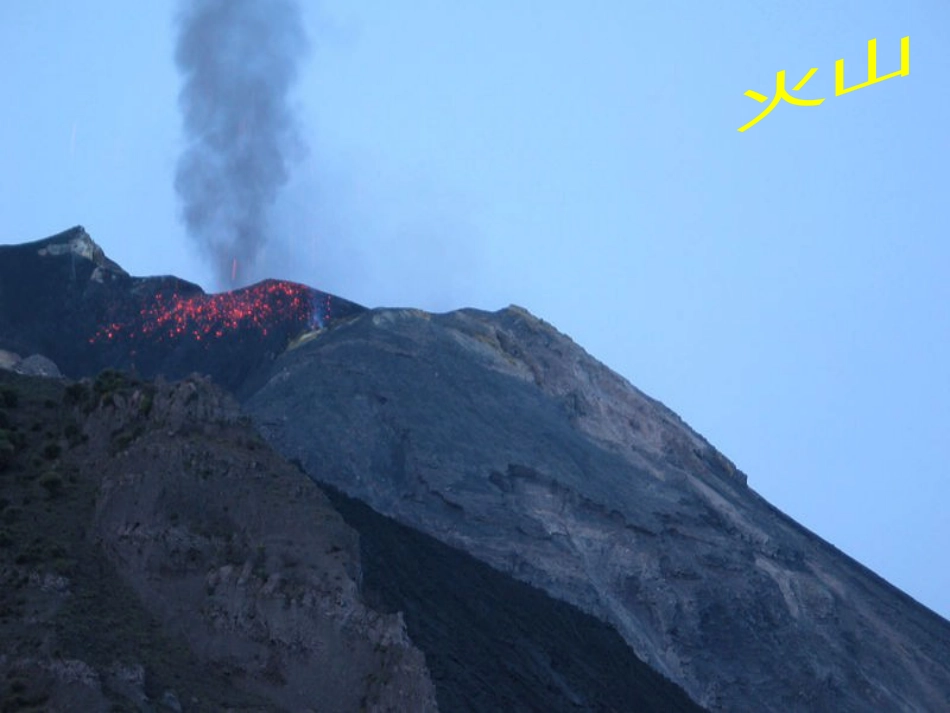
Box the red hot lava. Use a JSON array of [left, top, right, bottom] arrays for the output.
[[90, 280, 331, 345]]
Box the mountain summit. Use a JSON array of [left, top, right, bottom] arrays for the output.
[[0, 226, 364, 392], [2, 227, 949, 712]]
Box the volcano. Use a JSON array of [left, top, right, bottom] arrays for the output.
[[2, 226, 949, 712], [0, 226, 364, 392]]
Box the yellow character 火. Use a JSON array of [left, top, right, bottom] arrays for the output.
[[738, 68, 825, 132]]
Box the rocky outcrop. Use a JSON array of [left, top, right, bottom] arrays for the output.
[[325, 485, 706, 713], [245, 305, 950, 713], [12, 353, 61, 377], [90, 375, 437, 712], [4, 226, 950, 711], [0, 369, 437, 712], [0, 227, 364, 391], [0, 350, 62, 377]]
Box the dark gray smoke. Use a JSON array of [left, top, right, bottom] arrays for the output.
[[174, 0, 308, 288]]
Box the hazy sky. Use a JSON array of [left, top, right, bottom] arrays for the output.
[[2, 2, 948, 619]]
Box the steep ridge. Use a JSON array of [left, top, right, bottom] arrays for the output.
[[3, 227, 949, 711], [323, 484, 706, 713], [245, 306, 950, 713], [1, 228, 712, 710], [0, 369, 436, 712], [0, 227, 364, 392]]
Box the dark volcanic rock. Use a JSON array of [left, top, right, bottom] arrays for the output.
[[0, 370, 437, 712], [325, 485, 706, 713], [5, 227, 950, 711], [1, 226, 709, 711], [0, 226, 364, 391], [245, 306, 950, 713]]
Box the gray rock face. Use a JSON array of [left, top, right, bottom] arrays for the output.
[[0, 369, 437, 712], [34, 225, 128, 277], [246, 305, 950, 713], [13, 353, 61, 377], [86, 376, 439, 713]]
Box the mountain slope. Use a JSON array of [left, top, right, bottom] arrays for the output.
[[2, 227, 949, 711], [0, 369, 436, 712], [0, 227, 712, 711], [0, 372, 707, 712], [324, 485, 705, 713], [244, 305, 950, 713], [0, 226, 364, 392]]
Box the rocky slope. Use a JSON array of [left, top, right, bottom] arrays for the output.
[[3, 226, 950, 712], [0, 227, 364, 392], [1, 229, 710, 711], [0, 369, 437, 712], [245, 305, 950, 713], [0, 370, 706, 712], [324, 485, 705, 713]]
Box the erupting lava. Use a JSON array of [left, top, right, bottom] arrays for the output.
[[90, 280, 333, 345]]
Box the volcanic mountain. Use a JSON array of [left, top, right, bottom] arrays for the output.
[[0, 227, 364, 393], [2, 226, 949, 712]]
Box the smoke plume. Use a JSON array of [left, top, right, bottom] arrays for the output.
[[174, 0, 308, 288]]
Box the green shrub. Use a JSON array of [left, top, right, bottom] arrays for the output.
[[64, 421, 83, 446], [0, 434, 13, 471], [0, 386, 18, 408], [139, 387, 155, 416], [94, 369, 131, 397], [253, 545, 267, 578], [15, 546, 39, 565], [45, 541, 67, 559], [1, 507, 20, 524], [39, 471, 64, 498], [111, 424, 145, 453], [42, 443, 61, 461], [63, 381, 89, 405]]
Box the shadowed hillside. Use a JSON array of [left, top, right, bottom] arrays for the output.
[[3, 226, 950, 712], [0, 370, 435, 712], [326, 485, 707, 713]]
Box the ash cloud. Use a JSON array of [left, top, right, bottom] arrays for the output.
[[174, 0, 308, 288]]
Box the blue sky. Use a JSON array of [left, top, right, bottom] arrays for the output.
[[2, 2, 948, 618]]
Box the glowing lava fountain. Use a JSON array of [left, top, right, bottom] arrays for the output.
[[91, 280, 333, 346]]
